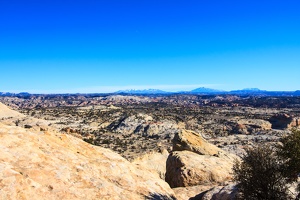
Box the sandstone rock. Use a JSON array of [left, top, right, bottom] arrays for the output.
[[0, 102, 24, 118], [172, 129, 222, 156], [110, 114, 179, 139], [173, 185, 217, 200], [192, 184, 239, 200], [132, 149, 169, 180], [269, 114, 300, 129], [0, 122, 176, 200], [165, 151, 234, 188], [231, 119, 272, 134]]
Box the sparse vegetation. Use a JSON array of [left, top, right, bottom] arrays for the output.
[[233, 145, 290, 200], [1, 94, 300, 161], [279, 130, 300, 199], [234, 130, 300, 199]]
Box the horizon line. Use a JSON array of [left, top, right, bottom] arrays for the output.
[[1, 87, 299, 95]]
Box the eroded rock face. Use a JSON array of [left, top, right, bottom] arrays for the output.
[[0, 122, 176, 200], [232, 119, 272, 134], [165, 151, 234, 188], [269, 114, 300, 129], [109, 114, 179, 139]]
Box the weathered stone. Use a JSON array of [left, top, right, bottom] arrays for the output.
[[0, 103, 176, 200], [109, 114, 179, 139], [173, 185, 217, 200], [165, 151, 234, 188], [0, 102, 24, 118], [132, 149, 169, 180], [269, 114, 300, 129], [191, 184, 239, 200], [172, 129, 222, 156]]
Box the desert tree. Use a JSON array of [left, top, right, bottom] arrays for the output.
[[233, 144, 291, 200], [279, 129, 300, 199]]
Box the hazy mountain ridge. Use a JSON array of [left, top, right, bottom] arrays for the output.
[[190, 87, 223, 93], [1, 87, 300, 96], [115, 89, 170, 94]]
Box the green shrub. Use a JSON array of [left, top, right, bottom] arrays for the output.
[[233, 145, 290, 200]]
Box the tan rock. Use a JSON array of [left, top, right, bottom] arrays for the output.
[[0, 122, 176, 200], [172, 129, 222, 156], [269, 114, 300, 129], [0, 102, 24, 118], [192, 184, 239, 200], [132, 149, 169, 180], [232, 119, 272, 134], [173, 185, 217, 200], [165, 151, 234, 188]]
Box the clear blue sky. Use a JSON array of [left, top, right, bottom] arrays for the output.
[[0, 0, 299, 93]]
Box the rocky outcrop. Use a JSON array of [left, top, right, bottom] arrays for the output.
[[165, 151, 234, 188], [166, 129, 237, 189], [269, 114, 300, 129], [191, 184, 239, 200], [132, 149, 169, 180], [0, 103, 53, 132], [109, 114, 179, 139], [232, 119, 272, 134], [0, 121, 176, 199], [172, 129, 223, 156], [0, 102, 24, 118], [173, 185, 217, 200]]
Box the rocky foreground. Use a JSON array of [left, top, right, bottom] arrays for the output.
[[0, 103, 240, 200], [0, 103, 176, 200]]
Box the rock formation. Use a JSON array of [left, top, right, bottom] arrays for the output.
[[0, 104, 176, 200], [191, 184, 239, 200], [172, 129, 222, 156], [232, 119, 272, 134], [166, 129, 237, 189], [0, 102, 24, 118], [109, 114, 179, 139], [172, 185, 217, 200], [132, 149, 169, 180], [269, 114, 300, 129], [165, 151, 234, 188]]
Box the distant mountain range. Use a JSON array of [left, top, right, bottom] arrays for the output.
[[0, 92, 32, 97], [114, 87, 300, 96], [1, 88, 300, 96], [190, 87, 223, 93], [115, 89, 169, 94], [115, 87, 224, 94]]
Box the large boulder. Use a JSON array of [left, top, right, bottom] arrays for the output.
[[165, 151, 234, 188], [132, 149, 169, 180], [0, 122, 176, 200], [172, 129, 223, 156]]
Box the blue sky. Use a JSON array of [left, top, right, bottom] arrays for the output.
[[0, 0, 299, 93]]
